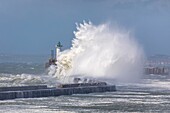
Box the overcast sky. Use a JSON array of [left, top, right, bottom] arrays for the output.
[[0, 0, 170, 56]]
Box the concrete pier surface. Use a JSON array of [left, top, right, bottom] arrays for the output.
[[0, 85, 47, 92], [0, 83, 116, 100]]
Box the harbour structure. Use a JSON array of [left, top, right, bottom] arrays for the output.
[[144, 55, 170, 75], [0, 42, 116, 100], [144, 66, 169, 75], [0, 82, 116, 100]]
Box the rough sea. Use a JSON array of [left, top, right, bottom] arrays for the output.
[[0, 55, 170, 113]]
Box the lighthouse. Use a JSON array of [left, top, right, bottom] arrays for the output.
[[45, 42, 63, 68], [55, 41, 63, 61]]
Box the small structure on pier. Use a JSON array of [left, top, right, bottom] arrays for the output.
[[144, 66, 169, 75]]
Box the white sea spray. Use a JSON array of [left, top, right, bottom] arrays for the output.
[[50, 21, 145, 83]]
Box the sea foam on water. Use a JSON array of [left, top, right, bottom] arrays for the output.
[[50, 21, 145, 83]]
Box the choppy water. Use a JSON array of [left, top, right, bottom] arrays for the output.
[[0, 55, 170, 113], [1, 78, 170, 113]]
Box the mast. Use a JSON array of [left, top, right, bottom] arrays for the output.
[[51, 50, 54, 59]]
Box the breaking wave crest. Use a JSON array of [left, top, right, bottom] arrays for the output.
[[50, 21, 145, 83]]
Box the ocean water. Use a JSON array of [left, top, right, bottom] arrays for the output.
[[0, 55, 170, 113]]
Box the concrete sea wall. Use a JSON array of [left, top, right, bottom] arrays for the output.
[[0, 85, 116, 100]]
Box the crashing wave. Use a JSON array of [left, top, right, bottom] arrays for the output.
[[48, 21, 145, 83]]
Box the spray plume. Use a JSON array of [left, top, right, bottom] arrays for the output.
[[49, 21, 145, 83]]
